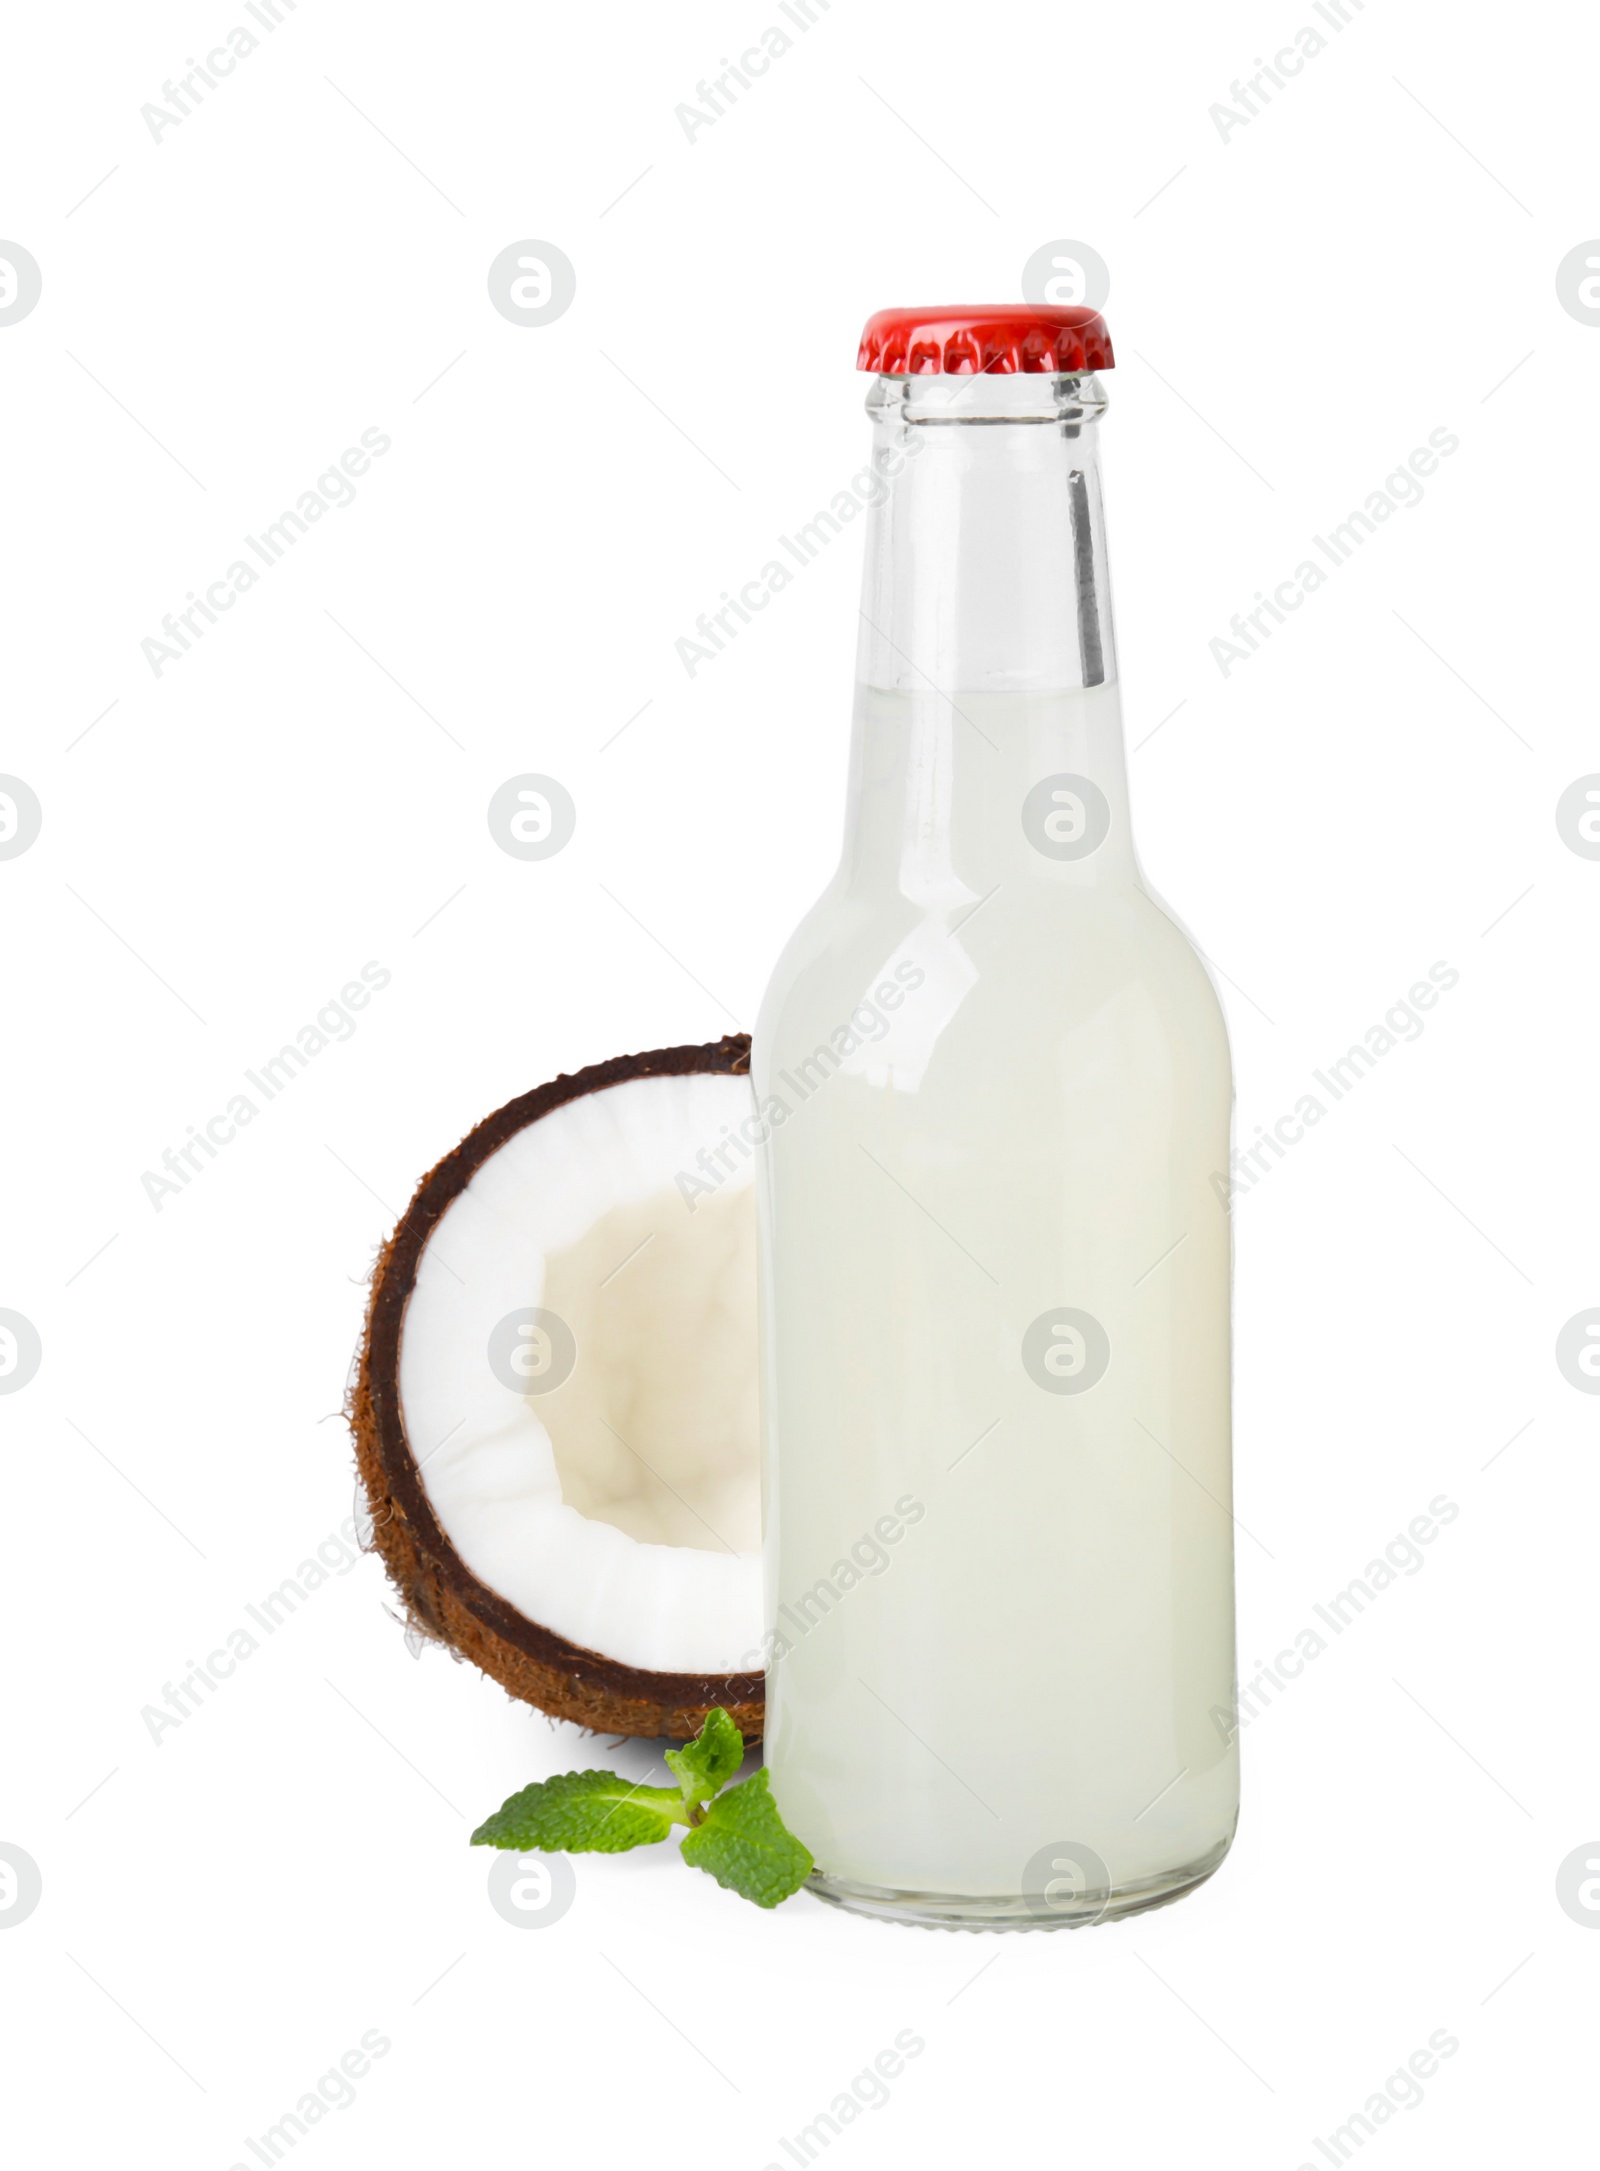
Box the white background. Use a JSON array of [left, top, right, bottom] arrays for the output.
[[2, 0, 1596, 2163]]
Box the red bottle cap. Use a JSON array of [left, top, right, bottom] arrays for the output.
[[857, 304, 1114, 377]]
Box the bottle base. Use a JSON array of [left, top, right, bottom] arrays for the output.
[[805, 1831, 1233, 1932]]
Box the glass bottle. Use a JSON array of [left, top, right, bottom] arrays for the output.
[[753, 306, 1237, 1927]]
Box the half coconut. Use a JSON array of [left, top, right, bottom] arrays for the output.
[[351, 1036, 764, 1739]]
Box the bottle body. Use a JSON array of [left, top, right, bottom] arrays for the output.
[[754, 366, 1237, 1924]]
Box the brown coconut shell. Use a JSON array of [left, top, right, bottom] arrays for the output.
[[349, 1035, 764, 1742]]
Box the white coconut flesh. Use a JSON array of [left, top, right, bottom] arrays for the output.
[[398, 1072, 762, 1676]]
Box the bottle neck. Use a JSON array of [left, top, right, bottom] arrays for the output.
[[843, 372, 1134, 897], [855, 371, 1118, 696]]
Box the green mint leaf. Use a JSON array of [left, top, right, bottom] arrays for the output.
[[471, 1770, 683, 1854], [679, 1769, 814, 1908], [664, 1707, 745, 1810]]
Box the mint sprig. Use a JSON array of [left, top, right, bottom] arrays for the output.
[[471, 1709, 814, 1909]]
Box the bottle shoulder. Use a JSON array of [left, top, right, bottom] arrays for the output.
[[755, 876, 1231, 1078]]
